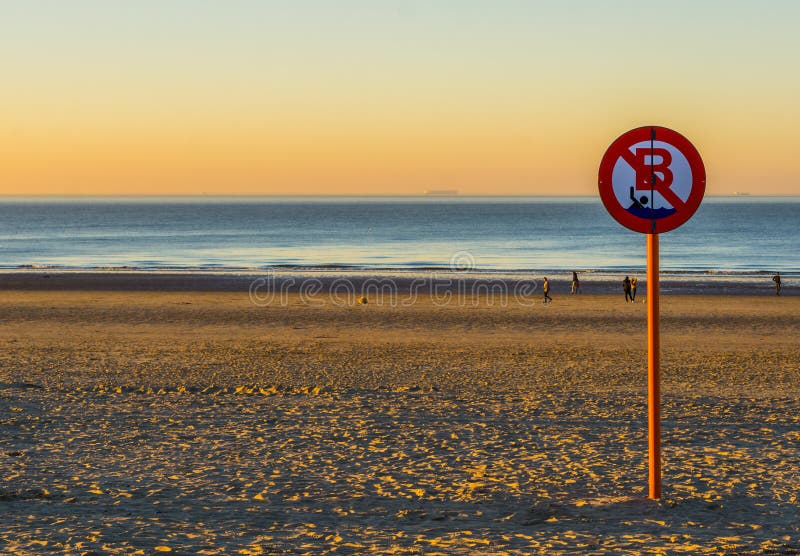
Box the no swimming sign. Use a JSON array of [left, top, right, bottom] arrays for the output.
[[598, 126, 705, 234], [597, 125, 706, 499]]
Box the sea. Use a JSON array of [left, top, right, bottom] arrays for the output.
[[0, 196, 797, 278]]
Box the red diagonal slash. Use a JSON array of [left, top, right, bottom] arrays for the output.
[[619, 148, 686, 211], [650, 180, 686, 211]]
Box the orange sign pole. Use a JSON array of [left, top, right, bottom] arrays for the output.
[[600, 126, 705, 501], [647, 232, 661, 499]]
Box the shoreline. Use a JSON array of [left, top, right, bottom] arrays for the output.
[[0, 270, 790, 295]]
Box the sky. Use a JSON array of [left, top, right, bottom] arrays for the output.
[[1, 0, 799, 196]]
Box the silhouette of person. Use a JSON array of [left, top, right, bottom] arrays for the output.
[[630, 276, 638, 301], [571, 271, 580, 294], [623, 276, 632, 302], [543, 277, 552, 303], [629, 187, 649, 210], [773, 272, 781, 296]]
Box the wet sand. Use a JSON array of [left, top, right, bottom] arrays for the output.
[[0, 270, 792, 296], [1, 286, 799, 554]]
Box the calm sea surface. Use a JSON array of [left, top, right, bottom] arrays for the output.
[[0, 196, 797, 275]]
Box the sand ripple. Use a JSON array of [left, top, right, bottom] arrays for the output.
[[2, 387, 799, 554]]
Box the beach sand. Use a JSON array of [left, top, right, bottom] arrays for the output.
[[1, 284, 799, 554]]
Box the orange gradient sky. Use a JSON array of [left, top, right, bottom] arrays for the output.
[[2, 1, 799, 196]]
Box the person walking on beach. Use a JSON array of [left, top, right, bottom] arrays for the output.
[[623, 276, 632, 303], [773, 272, 781, 296], [543, 277, 552, 303], [630, 276, 638, 301], [571, 271, 580, 294]]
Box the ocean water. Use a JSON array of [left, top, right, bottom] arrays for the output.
[[0, 196, 797, 276]]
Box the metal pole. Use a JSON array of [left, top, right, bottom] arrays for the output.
[[650, 127, 655, 226], [647, 232, 661, 499]]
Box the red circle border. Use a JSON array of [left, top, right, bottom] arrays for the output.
[[598, 126, 706, 234]]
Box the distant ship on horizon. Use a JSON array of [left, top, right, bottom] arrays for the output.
[[732, 192, 751, 196], [424, 189, 459, 196]]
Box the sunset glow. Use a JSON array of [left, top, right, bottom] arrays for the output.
[[2, 1, 799, 195]]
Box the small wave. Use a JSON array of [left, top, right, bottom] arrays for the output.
[[2, 264, 797, 279], [17, 264, 61, 269]]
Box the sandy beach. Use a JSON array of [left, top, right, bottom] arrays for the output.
[[1, 278, 799, 554]]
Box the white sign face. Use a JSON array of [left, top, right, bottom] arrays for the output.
[[610, 140, 694, 220]]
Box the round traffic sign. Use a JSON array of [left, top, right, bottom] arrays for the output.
[[598, 126, 705, 234]]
